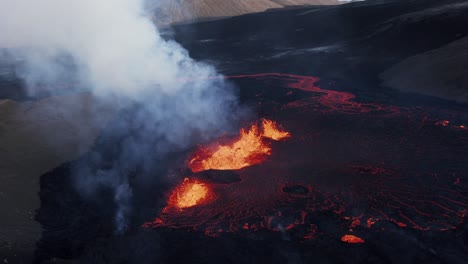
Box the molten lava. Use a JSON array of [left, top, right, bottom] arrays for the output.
[[167, 178, 211, 209], [341, 234, 365, 244], [189, 125, 270, 172], [262, 119, 290, 140], [188, 119, 290, 172]]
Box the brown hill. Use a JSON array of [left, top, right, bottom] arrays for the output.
[[150, 0, 347, 24]]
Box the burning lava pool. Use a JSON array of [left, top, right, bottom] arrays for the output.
[[144, 73, 468, 244]]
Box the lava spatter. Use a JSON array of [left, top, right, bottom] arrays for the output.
[[188, 119, 290, 172], [166, 178, 214, 210], [262, 118, 290, 140]]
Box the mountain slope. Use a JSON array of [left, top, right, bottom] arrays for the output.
[[380, 36, 468, 103], [150, 0, 346, 24]]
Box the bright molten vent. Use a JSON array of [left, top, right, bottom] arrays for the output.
[[188, 119, 290, 172], [167, 178, 213, 209], [262, 119, 290, 140]]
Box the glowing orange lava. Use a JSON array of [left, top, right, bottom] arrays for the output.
[[262, 119, 290, 140], [341, 234, 365, 244], [188, 119, 290, 172], [167, 178, 211, 209]]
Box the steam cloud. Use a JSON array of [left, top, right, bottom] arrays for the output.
[[0, 0, 239, 232]]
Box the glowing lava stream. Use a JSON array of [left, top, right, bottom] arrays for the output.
[[188, 119, 290, 172]]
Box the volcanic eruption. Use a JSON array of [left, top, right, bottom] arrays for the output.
[[145, 73, 467, 244], [2, 0, 467, 262]]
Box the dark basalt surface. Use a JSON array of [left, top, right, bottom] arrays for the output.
[[282, 185, 309, 195], [25, 0, 468, 263], [193, 169, 242, 184]]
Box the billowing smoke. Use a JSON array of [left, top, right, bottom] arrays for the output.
[[0, 0, 240, 232]]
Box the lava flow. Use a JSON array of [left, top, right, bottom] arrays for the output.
[[145, 73, 467, 244], [165, 178, 214, 210], [188, 119, 290, 172]]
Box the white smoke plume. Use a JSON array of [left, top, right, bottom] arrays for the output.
[[0, 0, 240, 232], [0, 0, 222, 97]]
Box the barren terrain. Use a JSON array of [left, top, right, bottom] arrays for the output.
[[150, 0, 347, 24]]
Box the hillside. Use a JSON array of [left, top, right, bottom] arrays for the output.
[[150, 0, 347, 24], [380, 36, 468, 103]]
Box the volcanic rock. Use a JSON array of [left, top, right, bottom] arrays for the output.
[[282, 185, 309, 195], [194, 169, 241, 184]]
